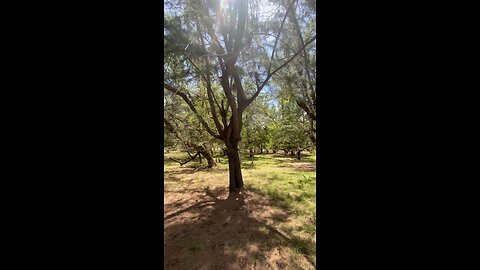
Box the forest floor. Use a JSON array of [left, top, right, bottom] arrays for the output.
[[164, 151, 316, 270]]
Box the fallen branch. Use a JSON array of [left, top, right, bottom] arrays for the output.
[[169, 152, 200, 166]]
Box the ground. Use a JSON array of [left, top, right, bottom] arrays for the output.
[[164, 151, 316, 270]]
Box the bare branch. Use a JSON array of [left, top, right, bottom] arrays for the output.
[[169, 152, 200, 166]]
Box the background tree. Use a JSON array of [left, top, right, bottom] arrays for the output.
[[270, 98, 309, 159], [272, 0, 316, 143], [164, 90, 216, 168], [240, 92, 273, 160]]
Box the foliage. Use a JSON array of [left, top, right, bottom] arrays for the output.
[[164, 0, 316, 189]]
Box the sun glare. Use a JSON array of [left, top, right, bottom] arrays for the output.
[[217, 0, 277, 20]]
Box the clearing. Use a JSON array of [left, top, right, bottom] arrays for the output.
[[164, 152, 316, 270]]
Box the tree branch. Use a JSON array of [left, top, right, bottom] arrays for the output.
[[295, 98, 316, 121], [169, 152, 200, 166], [164, 83, 221, 140], [164, 117, 176, 133], [245, 34, 317, 108], [230, 0, 248, 65], [267, 0, 296, 76]]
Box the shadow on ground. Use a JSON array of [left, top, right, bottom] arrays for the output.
[[164, 187, 316, 270]]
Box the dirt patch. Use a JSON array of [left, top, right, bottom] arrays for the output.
[[164, 186, 315, 270], [279, 163, 316, 171]]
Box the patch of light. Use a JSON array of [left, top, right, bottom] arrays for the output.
[[257, 0, 278, 21]]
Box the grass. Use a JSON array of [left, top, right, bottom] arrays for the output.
[[164, 151, 316, 266]]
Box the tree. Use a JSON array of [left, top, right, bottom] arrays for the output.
[[240, 93, 273, 160], [164, 0, 316, 192], [164, 91, 216, 168], [273, 0, 316, 143], [270, 98, 309, 160]]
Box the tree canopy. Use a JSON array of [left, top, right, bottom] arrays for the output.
[[164, 0, 316, 191]]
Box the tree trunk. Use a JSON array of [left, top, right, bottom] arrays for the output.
[[296, 148, 302, 160], [198, 146, 216, 168], [226, 143, 244, 192]]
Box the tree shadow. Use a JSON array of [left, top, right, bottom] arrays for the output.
[[164, 187, 316, 269], [241, 162, 257, 170], [165, 165, 228, 175], [278, 163, 316, 172]]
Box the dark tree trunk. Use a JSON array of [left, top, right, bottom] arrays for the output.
[[290, 150, 294, 156], [226, 142, 244, 192], [296, 148, 302, 160]]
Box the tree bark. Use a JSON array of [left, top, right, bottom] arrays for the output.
[[197, 145, 216, 168], [296, 148, 302, 160], [226, 142, 244, 192]]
